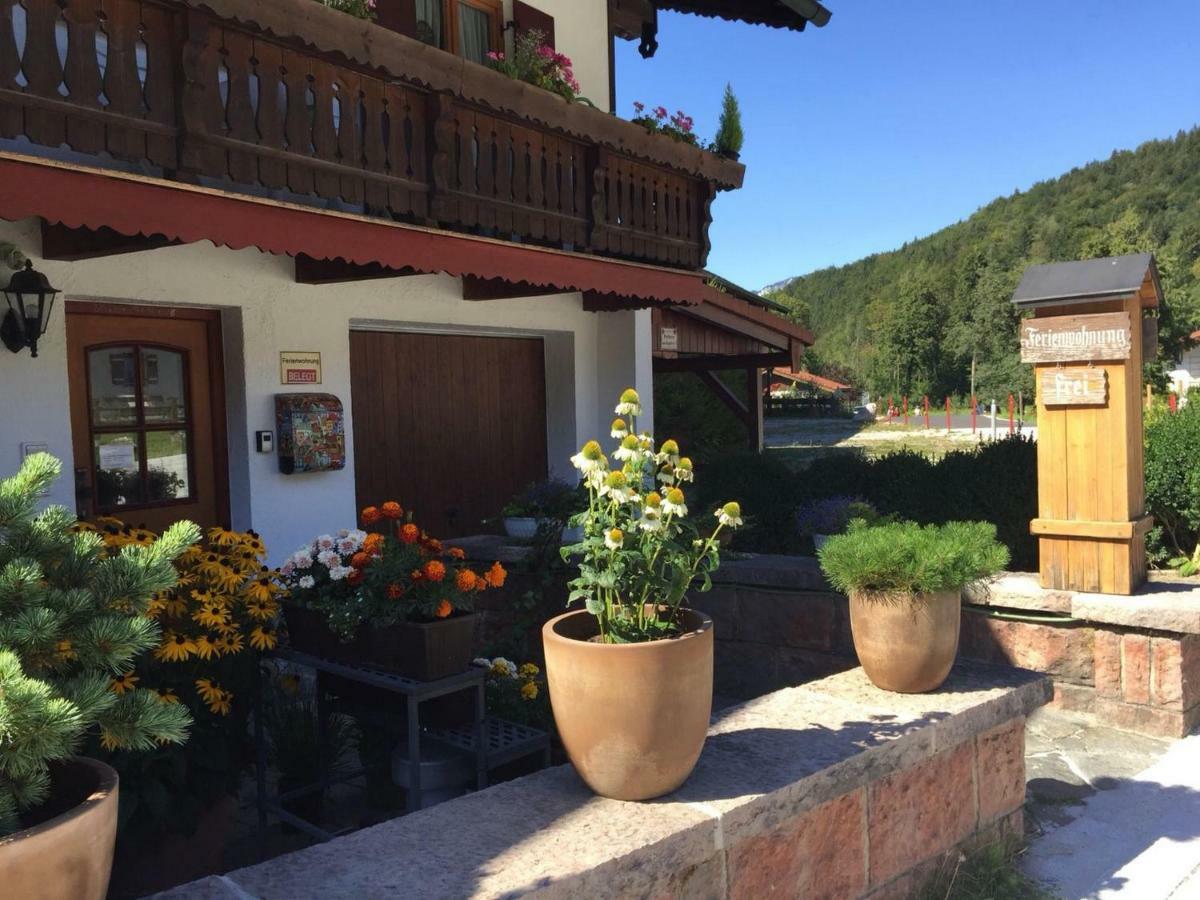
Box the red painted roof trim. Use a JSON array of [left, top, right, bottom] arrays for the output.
[[772, 368, 850, 392], [0, 153, 710, 305]]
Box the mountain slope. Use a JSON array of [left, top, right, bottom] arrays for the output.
[[766, 128, 1200, 399]]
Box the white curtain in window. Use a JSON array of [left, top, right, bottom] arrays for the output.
[[458, 4, 491, 64], [415, 0, 443, 48]]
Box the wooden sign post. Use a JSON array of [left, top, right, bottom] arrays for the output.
[[1012, 254, 1162, 594]]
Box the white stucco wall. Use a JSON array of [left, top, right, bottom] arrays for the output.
[[0, 216, 651, 562], [1169, 345, 1200, 395], [503, 0, 611, 112]]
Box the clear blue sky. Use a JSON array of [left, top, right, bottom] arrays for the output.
[[616, 1, 1200, 290]]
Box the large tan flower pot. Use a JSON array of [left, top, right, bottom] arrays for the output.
[[848, 589, 961, 693], [543, 608, 713, 801], [0, 757, 118, 900]]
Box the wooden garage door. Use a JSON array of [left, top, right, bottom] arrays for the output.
[[349, 330, 548, 537]]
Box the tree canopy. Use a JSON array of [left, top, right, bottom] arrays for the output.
[[766, 128, 1200, 400]]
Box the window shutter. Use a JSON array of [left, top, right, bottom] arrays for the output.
[[375, 0, 419, 38], [513, 1, 555, 48]]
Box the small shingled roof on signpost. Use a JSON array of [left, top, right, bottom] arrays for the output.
[[1011, 253, 1162, 309]]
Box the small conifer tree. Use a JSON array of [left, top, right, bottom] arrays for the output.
[[714, 83, 744, 157], [0, 453, 198, 834]]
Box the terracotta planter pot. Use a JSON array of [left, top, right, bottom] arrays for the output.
[[848, 589, 961, 693], [0, 757, 118, 900], [285, 605, 478, 681], [542, 608, 713, 801]]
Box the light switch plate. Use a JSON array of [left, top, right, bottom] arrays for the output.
[[255, 431, 274, 453]]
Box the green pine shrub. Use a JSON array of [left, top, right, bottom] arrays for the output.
[[818, 520, 1009, 596], [714, 83, 744, 157], [0, 453, 199, 834]]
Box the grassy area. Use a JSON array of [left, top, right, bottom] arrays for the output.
[[916, 841, 1058, 900]]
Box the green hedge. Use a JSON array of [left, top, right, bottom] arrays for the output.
[[1145, 402, 1200, 561], [694, 436, 1039, 569]]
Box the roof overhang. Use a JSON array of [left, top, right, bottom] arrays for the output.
[[1011, 253, 1162, 311], [0, 153, 713, 305], [655, 0, 831, 31]]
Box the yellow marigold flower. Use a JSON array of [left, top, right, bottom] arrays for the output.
[[208, 526, 241, 547], [193, 634, 219, 661], [55, 639, 77, 662], [520, 681, 539, 701], [110, 671, 139, 695], [518, 663, 539, 679], [155, 632, 196, 663], [249, 626, 277, 652]]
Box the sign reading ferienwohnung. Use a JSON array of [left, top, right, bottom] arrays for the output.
[[1020, 311, 1132, 363], [1039, 367, 1108, 407], [280, 351, 322, 385]]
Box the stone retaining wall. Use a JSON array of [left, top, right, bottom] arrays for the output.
[[707, 557, 1200, 738], [161, 664, 1049, 900]]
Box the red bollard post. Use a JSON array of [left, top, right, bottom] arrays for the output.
[[1169, 393, 1178, 414], [1008, 393, 1015, 435], [903, 395, 908, 426], [923, 395, 930, 429], [971, 395, 977, 433], [945, 396, 951, 432]]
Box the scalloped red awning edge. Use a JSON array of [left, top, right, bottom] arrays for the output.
[[0, 155, 709, 305]]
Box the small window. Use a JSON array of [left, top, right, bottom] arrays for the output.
[[87, 344, 193, 511], [409, 0, 502, 64]]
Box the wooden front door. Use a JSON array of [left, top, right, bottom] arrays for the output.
[[66, 302, 229, 532], [349, 330, 548, 537]]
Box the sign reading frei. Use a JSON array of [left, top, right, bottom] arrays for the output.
[[1020, 311, 1132, 363], [280, 351, 322, 385], [1039, 366, 1108, 407]]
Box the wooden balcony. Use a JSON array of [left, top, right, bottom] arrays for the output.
[[0, 0, 744, 270]]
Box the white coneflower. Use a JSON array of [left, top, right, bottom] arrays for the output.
[[604, 527, 625, 550], [613, 434, 643, 462], [662, 488, 688, 517], [610, 418, 629, 439], [600, 471, 638, 504], [657, 465, 676, 486], [656, 438, 681, 466], [614, 388, 642, 417], [638, 432, 655, 452], [570, 440, 608, 474], [715, 501, 744, 528], [639, 508, 664, 532], [675, 457, 695, 483]]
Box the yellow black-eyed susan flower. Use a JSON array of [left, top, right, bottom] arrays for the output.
[[110, 671, 140, 695], [155, 631, 196, 663]]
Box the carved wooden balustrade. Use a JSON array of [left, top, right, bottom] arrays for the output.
[[0, 0, 741, 270]]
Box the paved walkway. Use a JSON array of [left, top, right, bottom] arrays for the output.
[[1023, 707, 1200, 898]]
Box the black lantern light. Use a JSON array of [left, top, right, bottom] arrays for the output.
[[2, 260, 60, 358]]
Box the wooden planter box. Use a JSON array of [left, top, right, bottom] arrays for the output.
[[283, 605, 478, 682]]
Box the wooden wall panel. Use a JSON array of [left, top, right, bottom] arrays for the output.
[[349, 330, 548, 537]]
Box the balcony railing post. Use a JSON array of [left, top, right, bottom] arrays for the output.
[[586, 146, 607, 255], [429, 93, 458, 225], [178, 8, 222, 178], [698, 182, 716, 269]]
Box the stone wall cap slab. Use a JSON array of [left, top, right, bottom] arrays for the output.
[[965, 573, 1074, 614], [711, 553, 832, 591], [165, 664, 1049, 900], [1072, 581, 1200, 634]]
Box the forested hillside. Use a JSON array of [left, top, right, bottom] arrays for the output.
[[767, 128, 1200, 400]]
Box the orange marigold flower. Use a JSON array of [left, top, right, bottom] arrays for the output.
[[455, 569, 477, 592], [386, 583, 405, 600], [423, 560, 446, 582], [399, 523, 420, 544], [435, 599, 453, 619], [361, 506, 382, 524], [446, 547, 466, 560], [350, 552, 371, 569], [363, 533, 385, 556], [347, 568, 365, 586], [485, 561, 507, 588], [381, 501, 403, 519], [424, 538, 443, 555]]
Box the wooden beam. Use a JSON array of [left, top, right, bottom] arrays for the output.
[[1030, 516, 1154, 541], [294, 253, 417, 284], [746, 367, 763, 451], [682, 301, 788, 350], [696, 370, 750, 426], [789, 338, 806, 372], [462, 276, 571, 301], [653, 351, 790, 373], [41, 221, 177, 260]]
